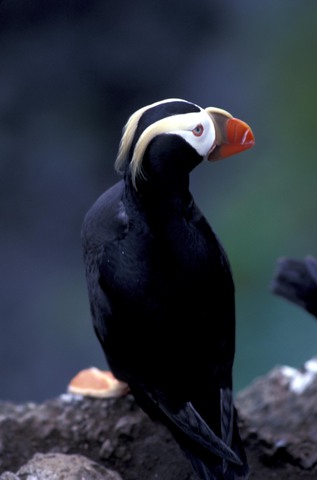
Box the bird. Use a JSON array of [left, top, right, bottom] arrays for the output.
[[81, 98, 255, 479]]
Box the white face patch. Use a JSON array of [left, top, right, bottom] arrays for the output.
[[115, 98, 219, 189], [168, 109, 216, 159]]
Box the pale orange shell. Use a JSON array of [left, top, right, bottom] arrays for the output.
[[67, 367, 129, 398]]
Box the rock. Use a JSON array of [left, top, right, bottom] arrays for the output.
[[0, 473, 19, 480], [1, 453, 122, 480], [236, 358, 317, 478], [0, 394, 195, 480], [1, 365, 317, 479], [270, 255, 317, 318]]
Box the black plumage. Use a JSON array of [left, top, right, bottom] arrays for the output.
[[82, 99, 254, 479]]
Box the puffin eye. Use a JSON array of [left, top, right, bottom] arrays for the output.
[[192, 124, 204, 137]]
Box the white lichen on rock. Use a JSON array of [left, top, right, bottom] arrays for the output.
[[281, 358, 317, 394]]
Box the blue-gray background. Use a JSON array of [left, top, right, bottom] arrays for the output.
[[1, 0, 317, 402]]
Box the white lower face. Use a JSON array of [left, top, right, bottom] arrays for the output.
[[168, 109, 216, 159]]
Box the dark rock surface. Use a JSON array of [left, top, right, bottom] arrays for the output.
[[271, 256, 317, 318], [0, 393, 195, 480], [1, 361, 317, 479], [236, 358, 317, 479]]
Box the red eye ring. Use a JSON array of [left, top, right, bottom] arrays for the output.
[[192, 124, 204, 137]]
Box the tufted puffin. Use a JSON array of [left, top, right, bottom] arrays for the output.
[[81, 98, 255, 479]]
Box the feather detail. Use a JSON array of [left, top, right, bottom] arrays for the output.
[[146, 389, 242, 466]]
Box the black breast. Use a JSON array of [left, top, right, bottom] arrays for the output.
[[91, 191, 235, 391]]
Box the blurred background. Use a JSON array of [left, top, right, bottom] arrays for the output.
[[1, 0, 317, 402]]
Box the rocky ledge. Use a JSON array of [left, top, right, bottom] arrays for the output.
[[1, 358, 317, 479]]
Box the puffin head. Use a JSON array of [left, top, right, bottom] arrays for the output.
[[115, 98, 255, 189]]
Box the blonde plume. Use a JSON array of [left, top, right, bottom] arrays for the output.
[[129, 114, 193, 188], [115, 104, 151, 175], [115, 98, 189, 184]]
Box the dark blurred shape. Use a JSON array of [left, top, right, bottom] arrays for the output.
[[271, 256, 317, 318]]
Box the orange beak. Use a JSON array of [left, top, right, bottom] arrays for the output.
[[206, 107, 255, 161]]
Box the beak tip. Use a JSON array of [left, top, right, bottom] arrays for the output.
[[244, 128, 255, 148], [224, 117, 255, 156]]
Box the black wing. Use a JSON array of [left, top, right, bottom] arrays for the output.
[[81, 180, 129, 348]]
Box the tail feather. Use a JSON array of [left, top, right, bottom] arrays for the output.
[[180, 413, 249, 480], [131, 384, 248, 480], [220, 387, 234, 473], [154, 397, 242, 466]]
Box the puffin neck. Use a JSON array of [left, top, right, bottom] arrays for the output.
[[123, 172, 192, 225]]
